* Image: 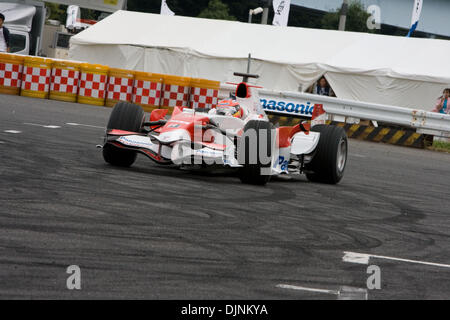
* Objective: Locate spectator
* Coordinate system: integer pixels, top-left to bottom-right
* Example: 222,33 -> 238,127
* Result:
307,76 -> 335,97
432,88 -> 450,114
0,13 -> 10,53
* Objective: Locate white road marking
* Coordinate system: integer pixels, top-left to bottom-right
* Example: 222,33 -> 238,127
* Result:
277,284 -> 338,295
343,251 -> 450,269
3,130 -> 21,134
24,123 -> 61,129
343,252 -> 370,264
276,284 -> 368,300
352,154 -> 367,158
66,123 -> 105,129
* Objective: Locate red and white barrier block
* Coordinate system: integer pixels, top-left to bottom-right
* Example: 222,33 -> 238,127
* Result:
106,69 -> 135,107
20,57 -> 53,99
132,71 -> 163,111
77,63 -> 109,106
190,87 -> 219,109
0,62 -> 23,95
161,75 -> 191,108
49,61 -> 80,102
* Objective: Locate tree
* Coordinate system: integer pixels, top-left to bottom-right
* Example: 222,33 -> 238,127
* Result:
321,0 -> 372,33
198,0 -> 236,21
45,2 -> 67,24
126,1 -> 267,23
127,0 -> 161,13
224,1 -> 261,22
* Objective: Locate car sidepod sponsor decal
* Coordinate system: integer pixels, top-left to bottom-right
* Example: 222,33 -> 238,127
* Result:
260,98 -> 315,117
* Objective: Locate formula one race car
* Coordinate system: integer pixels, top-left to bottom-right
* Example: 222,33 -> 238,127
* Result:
102,72 -> 348,185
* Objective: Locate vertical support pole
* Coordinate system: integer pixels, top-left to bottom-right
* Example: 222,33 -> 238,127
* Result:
261,0 -> 271,25
339,0 -> 349,31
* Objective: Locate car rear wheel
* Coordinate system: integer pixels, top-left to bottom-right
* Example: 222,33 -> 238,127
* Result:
103,102 -> 144,167
305,124 -> 348,184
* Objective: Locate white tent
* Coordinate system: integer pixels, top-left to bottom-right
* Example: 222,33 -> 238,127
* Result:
69,10 -> 450,111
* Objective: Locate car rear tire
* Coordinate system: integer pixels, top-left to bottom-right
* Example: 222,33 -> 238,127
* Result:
305,124 -> 348,184
103,102 -> 145,167
238,120 -> 274,186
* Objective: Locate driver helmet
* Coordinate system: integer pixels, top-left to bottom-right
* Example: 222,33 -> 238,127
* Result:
216,99 -> 243,118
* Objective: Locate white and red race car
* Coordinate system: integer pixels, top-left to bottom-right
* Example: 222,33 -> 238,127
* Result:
102,73 -> 348,185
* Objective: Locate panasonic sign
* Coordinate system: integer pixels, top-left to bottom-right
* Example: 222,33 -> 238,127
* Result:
260,95 -> 315,118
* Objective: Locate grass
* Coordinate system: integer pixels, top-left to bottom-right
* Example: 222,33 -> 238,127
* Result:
428,140 -> 450,153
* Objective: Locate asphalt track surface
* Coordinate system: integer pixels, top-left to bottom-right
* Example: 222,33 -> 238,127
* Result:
0,94 -> 449,300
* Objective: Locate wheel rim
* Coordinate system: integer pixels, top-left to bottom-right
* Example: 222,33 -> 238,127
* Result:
336,138 -> 347,172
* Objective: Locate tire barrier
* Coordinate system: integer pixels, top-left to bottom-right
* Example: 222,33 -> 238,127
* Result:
0,54 -> 221,114
106,68 -> 135,107
20,56 -> 53,99
190,78 -> 220,110
330,122 -> 433,149
268,114 -> 432,149
49,60 -> 81,103
268,114 -> 301,127
161,75 -> 191,112
78,63 -> 109,106
132,71 -> 163,112
0,53 -> 24,96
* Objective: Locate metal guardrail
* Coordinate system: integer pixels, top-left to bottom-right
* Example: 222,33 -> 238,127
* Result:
220,85 -> 450,135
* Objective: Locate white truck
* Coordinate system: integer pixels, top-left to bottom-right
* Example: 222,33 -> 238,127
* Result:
0,0 -> 46,55
0,0 -> 126,56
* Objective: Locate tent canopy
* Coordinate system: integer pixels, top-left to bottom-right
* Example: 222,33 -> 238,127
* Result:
70,10 -> 450,111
